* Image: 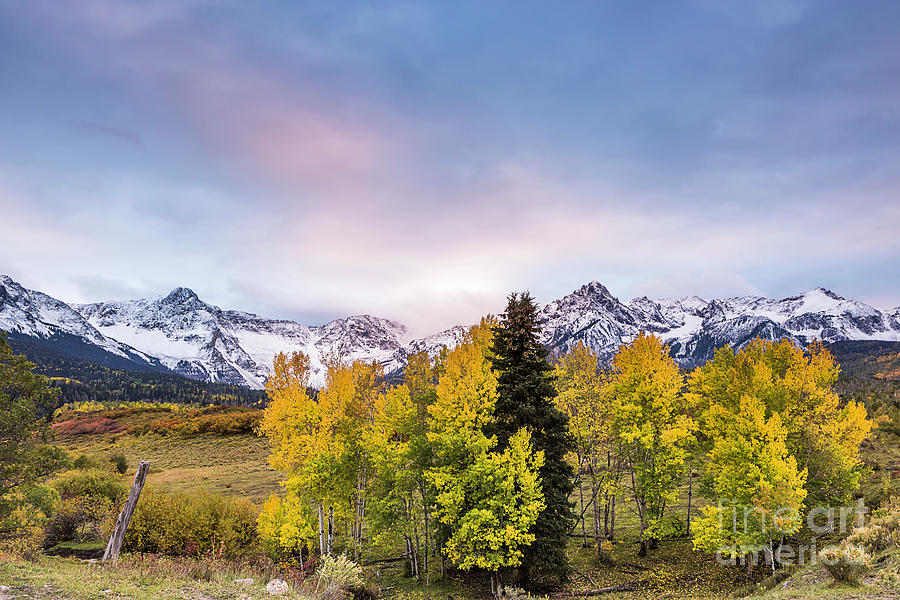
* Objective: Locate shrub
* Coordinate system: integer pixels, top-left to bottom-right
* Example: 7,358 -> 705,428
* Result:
129,407 -> 262,436
125,487 -> 259,557
0,485 -> 59,560
72,454 -> 101,470
46,470 -> 124,545
51,469 -> 128,503
819,544 -> 870,585
46,495 -> 117,544
499,586 -> 549,600
52,416 -> 124,437
109,453 -> 129,474
847,524 -> 895,554
316,554 -> 366,600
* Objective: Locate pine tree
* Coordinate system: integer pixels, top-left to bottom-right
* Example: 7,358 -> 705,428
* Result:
489,292 -> 574,584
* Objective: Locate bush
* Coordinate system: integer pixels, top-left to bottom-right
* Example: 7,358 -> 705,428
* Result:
109,453 -> 129,474
72,454 -> 100,470
47,469 -> 125,545
125,488 -> 259,557
316,554 -> 366,600
51,416 -> 124,436
500,586 -> 549,600
819,544 -> 870,585
0,485 -> 59,560
46,495 -> 116,544
847,524 -> 896,554
51,469 -> 128,503
129,407 -> 262,436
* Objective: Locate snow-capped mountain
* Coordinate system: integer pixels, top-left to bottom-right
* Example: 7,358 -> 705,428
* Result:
2,274 -> 899,389
0,275 -> 166,372
542,283 -> 900,365
75,288 -> 411,388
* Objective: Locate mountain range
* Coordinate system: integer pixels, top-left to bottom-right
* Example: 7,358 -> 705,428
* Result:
2,274 -> 899,389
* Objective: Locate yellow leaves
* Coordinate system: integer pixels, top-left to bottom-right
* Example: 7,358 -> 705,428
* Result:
260,352 -> 319,472
429,321 -> 498,446
434,428 -> 545,573
691,337 -> 874,507
553,341 -> 609,461
258,492 -> 316,557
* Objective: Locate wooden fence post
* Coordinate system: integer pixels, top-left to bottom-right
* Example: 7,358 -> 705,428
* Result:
102,460 -> 150,564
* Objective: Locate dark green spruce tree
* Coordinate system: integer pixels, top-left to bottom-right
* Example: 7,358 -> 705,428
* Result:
489,292 -> 575,586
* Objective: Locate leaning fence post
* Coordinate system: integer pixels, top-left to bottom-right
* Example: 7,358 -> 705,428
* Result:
102,460 -> 149,563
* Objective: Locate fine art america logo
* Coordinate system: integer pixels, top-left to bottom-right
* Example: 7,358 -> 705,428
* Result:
712,499 -> 869,568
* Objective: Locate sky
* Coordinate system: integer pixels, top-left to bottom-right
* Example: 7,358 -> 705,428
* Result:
1,0 -> 898,336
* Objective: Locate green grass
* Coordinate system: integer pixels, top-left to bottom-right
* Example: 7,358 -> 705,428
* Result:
0,555 -> 308,600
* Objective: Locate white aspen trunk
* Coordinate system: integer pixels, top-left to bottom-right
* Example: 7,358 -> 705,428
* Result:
686,462 -> 693,537
577,454 -> 587,546
327,505 -> 334,555
423,495 -> 430,586
318,503 -> 326,555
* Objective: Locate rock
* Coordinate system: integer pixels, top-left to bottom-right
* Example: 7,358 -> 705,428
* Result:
266,579 -> 289,595
234,578 -> 255,586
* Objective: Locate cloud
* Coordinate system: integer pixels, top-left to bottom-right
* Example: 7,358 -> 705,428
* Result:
68,275 -> 148,301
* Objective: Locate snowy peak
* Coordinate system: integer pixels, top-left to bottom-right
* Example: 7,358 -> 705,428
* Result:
164,287 -> 200,302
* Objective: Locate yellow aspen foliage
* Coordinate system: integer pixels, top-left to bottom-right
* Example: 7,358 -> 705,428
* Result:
258,492 -> 317,558
432,428 -> 545,594
692,394 -> 806,560
259,352 -> 317,472
259,351 -> 385,556
554,342 -> 622,545
687,338 -> 873,506
426,318 -> 544,590
428,317 -> 498,461
609,333 -> 695,547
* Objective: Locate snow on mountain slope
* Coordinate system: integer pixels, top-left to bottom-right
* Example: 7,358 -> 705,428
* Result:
76,288 -> 412,388
0,275 -> 165,371
549,284 -> 900,366
3,274 -> 899,389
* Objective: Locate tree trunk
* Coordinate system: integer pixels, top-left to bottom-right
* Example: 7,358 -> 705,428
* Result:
423,497 -> 430,586
578,460 -> 587,547
318,503 -> 326,555
609,495 -> 616,540
686,463 -> 693,537
491,571 -> 501,598
327,505 -> 334,555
